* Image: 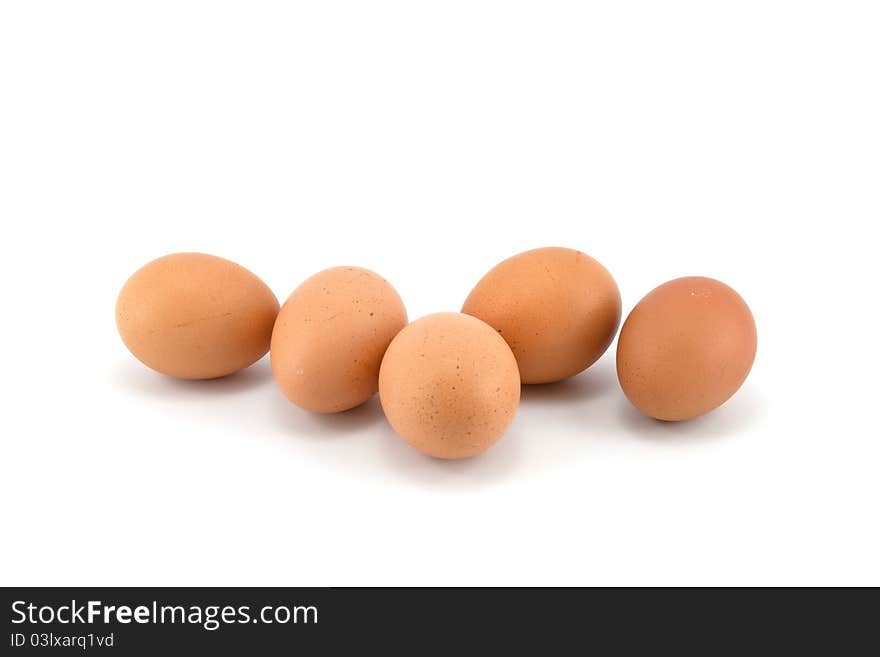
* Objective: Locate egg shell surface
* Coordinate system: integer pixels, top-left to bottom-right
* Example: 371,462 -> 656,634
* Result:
616,276 -> 757,421
379,312 -> 520,459
271,266 -> 407,413
462,246 -> 622,384
116,252 -> 280,379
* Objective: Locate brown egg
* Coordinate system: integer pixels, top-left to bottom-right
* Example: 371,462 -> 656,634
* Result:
271,267 -> 407,413
116,253 -> 280,379
379,313 -> 520,459
462,247 -> 621,384
616,277 -> 757,421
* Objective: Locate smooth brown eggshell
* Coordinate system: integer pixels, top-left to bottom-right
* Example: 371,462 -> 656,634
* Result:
271,267 -> 407,413
379,312 -> 520,459
616,276 -> 757,421
116,252 -> 280,379
462,247 -> 622,384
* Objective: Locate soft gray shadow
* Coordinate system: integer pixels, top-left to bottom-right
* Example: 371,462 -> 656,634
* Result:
519,363 -> 618,405
377,422 -> 522,488
272,386 -> 519,486
618,386 -> 765,442
112,357 -> 275,398
514,358 -> 625,442
272,391 -> 387,438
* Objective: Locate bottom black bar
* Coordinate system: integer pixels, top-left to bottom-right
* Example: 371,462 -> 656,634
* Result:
1,587 -> 876,654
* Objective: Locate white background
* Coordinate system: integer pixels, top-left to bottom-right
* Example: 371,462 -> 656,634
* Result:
2,1 -> 878,586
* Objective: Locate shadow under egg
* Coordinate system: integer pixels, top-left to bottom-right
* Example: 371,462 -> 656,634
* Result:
113,357 -> 275,399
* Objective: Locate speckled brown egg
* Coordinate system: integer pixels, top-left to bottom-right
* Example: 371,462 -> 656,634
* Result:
271,267 -> 407,413
462,247 -> 622,384
116,252 -> 280,379
616,276 -> 757,421
378,312 -> 520,459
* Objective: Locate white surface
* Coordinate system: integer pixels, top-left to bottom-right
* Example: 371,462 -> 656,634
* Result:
2,1 -> 878,586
